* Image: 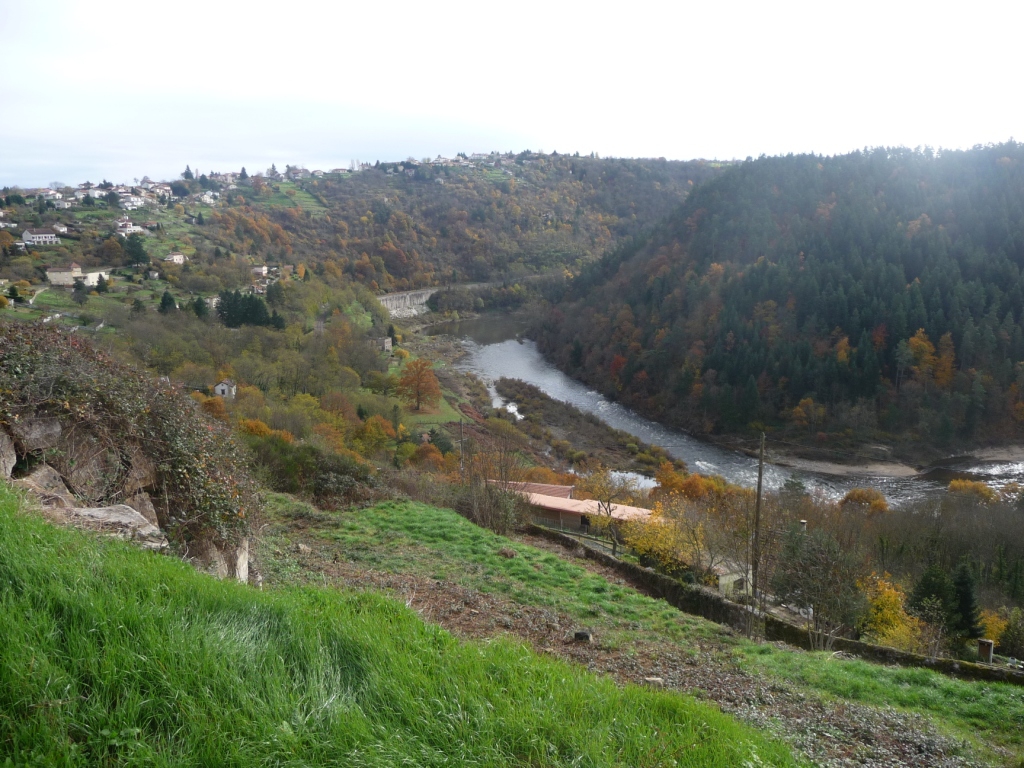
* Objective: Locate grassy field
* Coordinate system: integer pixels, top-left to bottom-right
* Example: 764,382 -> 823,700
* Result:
261,497 -> 1024,764
0,486 -> 797,766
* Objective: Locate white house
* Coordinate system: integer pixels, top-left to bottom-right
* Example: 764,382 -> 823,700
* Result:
115,218 -> 144,237
23,229 -> 61,246
51,223 -> 68,234
164,252 -> 186,265
53,200 -> 73,209
213,379 -> 237,399
251,265 -> 268,277
46,262 -> 110,287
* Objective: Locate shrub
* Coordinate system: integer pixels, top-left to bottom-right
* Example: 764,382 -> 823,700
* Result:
246,434 -> 377,509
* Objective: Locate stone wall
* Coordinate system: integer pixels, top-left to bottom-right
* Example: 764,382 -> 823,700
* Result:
528,524 -> 1024,687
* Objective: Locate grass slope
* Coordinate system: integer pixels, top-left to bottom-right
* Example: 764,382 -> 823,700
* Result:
0,488 -> 796,766
262,497 -> 1024,761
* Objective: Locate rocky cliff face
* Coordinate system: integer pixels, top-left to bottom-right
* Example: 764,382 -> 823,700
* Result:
0,323 -> 258,583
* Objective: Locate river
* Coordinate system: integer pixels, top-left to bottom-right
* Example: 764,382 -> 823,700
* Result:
426,315 -> 1024,506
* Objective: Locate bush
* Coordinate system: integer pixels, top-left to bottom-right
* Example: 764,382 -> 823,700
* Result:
246,434 -> 377,508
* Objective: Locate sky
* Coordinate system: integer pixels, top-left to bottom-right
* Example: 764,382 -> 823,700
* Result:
1,0 -> 1021,187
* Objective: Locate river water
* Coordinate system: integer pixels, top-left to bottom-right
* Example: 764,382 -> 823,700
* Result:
425,315 -> 1024,506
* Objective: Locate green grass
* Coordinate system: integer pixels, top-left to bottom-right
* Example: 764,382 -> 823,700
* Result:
0,487 -> 797,766
737,645 -> 1024,753
264,497 -> 1024,760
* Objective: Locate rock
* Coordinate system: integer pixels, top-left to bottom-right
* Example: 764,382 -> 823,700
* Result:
0,430 -> 16,479
643,677 -> 665,687
53,429 -> 118,503
123,448 -> 157,494
498,546 -> 518,558
190,537 -> 250,583
191,538 -> 230,579
573,630 -> 593,644
125,491 -> 159,527
61,505 -> 168,551
14,464 -> 77,508
234,538 -> 249,584
10,417 -> 61,452
297,543 -> 312,555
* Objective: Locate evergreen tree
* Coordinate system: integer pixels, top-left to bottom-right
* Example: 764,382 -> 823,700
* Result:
192,296 -> 209,319
158,290 -> 176,314
909,564 -> 955,627
96,275 -> 109,293
71,280 -> 88,307
240,167 -> 248,180
951,561 -> 983,640
131,298 -> 146,315
266,281 -> 285,306
183,165 -> 194,180
124,233 -> 148,265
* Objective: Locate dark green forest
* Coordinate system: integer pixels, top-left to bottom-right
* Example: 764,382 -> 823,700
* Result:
535,142 -> 1024,451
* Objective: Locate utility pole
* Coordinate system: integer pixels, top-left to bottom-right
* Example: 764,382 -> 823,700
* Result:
459,418 -> 465,475
752,432 -> 765,612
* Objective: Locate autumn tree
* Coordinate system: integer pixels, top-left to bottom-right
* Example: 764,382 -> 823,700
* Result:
576,461 -> 639,556
397,358 -> 441,411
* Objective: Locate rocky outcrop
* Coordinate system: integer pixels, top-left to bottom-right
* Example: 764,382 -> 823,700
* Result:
190,537 -> 249,582
55,505 -> 168,551
53,428 -> 120,504
9,417 -> 62,452
125,491 -> 159,527
14,464 -> 77,508
0,431 -> 15,479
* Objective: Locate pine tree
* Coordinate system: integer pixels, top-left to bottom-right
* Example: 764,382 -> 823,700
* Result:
951,561 -> 983,640
158,290 -> 176,314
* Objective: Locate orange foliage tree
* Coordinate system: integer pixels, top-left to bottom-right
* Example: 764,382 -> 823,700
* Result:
397,358 -> 442,411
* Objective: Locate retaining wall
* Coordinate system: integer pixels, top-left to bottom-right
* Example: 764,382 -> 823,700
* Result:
528,524 -> 1024,687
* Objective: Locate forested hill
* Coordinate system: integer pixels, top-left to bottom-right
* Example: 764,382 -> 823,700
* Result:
535,142 -> 1024,451
290,153 -> 722,286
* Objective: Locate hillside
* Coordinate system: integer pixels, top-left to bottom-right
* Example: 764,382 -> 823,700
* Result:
0,486 -> 797,766
0,154 -> 722,295
535,142 -> 1024,453
260,494 -> 1024,766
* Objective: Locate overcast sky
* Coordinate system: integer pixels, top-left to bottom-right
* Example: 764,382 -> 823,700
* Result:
2,0 -> 1021,187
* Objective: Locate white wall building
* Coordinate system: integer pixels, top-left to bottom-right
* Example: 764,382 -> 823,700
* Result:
23,229 -> 61,246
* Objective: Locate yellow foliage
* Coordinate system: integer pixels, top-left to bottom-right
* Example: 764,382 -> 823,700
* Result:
859,574 -> 927,653
238,418 -> 273,437
840,487 -> 889,514
980,609 -> 1008,644
948,479 -> 996,502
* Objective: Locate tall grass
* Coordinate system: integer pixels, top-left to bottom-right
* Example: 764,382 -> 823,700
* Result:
0,488 -> 796,766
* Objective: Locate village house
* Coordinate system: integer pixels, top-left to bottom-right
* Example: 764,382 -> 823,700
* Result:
51,223 -> 68,234
251,265 -> 268,277
147,270 -> 160,280
22,229 -> 61,246
163,252 -> 186,265
53,200 -> 73,209
115,217 -> 144,237
213,379 -> 237,399
369,337 -> 393,353
46,262 -> 110,287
